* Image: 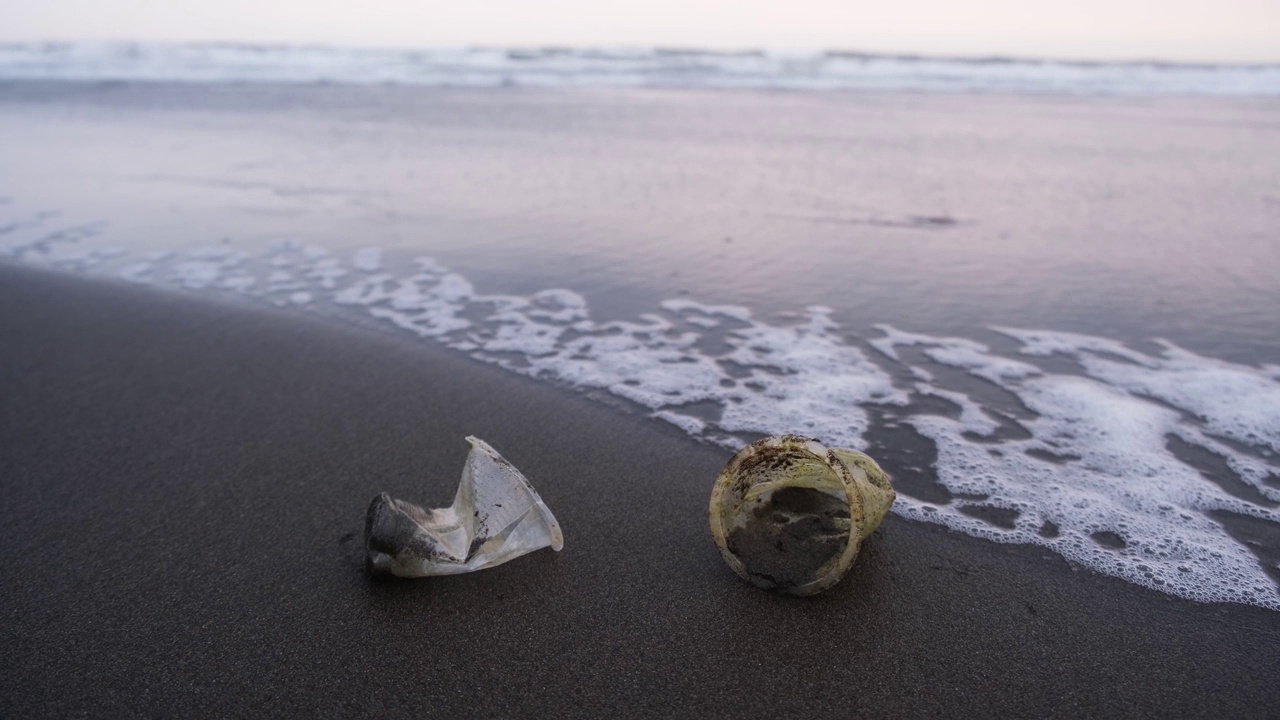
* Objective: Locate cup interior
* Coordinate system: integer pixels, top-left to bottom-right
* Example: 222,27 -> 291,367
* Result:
716,444 -> 854,592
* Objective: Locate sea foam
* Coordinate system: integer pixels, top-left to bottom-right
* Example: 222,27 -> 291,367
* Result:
3,210 -> 1279,609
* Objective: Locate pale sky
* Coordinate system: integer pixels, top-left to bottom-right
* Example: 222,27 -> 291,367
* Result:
1,0 -> 1278,63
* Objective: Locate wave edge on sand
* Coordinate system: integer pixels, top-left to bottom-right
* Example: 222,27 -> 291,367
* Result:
4,217 -> 1279,610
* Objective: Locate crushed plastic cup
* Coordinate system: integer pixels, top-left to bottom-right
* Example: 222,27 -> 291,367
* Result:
708,435 -> 895,596
365,436 -> 564,577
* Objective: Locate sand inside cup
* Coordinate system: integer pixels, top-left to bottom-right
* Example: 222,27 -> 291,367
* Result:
721,449 -> 853,589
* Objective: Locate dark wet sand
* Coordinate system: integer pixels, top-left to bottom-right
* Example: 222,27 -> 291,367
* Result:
3,264 -> 1279,718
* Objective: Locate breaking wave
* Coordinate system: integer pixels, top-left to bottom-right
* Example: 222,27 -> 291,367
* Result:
1,42 -> 1278,95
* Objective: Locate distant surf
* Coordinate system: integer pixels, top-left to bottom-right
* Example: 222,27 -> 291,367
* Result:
2,42 -> 1279,95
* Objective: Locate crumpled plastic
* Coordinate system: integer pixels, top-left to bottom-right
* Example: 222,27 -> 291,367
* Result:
365,436 -> 564,577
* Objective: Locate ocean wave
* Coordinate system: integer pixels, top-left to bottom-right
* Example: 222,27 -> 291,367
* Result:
1,41 -> 1278,95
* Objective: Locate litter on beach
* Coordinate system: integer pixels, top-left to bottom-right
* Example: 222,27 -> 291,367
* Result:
365,436 -> 563,577
709,435 -> 895,596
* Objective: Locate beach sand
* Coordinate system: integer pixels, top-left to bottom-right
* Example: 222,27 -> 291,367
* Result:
3,263 -> 1278,717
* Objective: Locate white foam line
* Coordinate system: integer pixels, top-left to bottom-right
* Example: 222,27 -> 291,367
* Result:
877,330 -> 1280,608
914,383 -> 1001,436
5,220 -> 1280,610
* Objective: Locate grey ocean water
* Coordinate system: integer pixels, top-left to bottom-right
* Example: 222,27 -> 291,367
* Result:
1,44 -> 1279,608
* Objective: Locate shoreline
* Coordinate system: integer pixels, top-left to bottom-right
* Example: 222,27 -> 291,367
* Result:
3,264 -> 1278,717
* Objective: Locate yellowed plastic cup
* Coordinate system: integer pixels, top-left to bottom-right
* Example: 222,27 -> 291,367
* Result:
709,435 -> 894,596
